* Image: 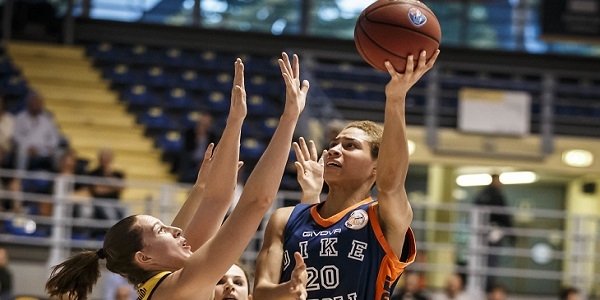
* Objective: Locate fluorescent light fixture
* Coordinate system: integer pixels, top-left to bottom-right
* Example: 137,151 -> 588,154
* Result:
456,174 -> 492,187
456,171 -> 537,186
499,171 -> 537,184
562,149 -> 593,167
407,139 -> 416,156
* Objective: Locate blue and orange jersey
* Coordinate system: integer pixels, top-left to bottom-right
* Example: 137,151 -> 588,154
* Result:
280,197 -> 416,300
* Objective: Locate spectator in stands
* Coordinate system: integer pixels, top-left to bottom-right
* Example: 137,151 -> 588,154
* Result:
0,176 -> 23,213
473,173 -> 514,289
179,111 -> 220,183
392,271 -> 429,300
0,96 -> 15,169
431,273 -> 469,300
104,273 -> 135,300
13,91 -> 61,171
486,284 -> 507,300
87,148 -> 126,222
0,247 -> 13,300
559,286 -> 580,300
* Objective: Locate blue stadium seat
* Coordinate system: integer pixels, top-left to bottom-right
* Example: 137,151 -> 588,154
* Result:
261,117 -> 278,137
162,47 -> 186,67
165,88 -> 196,109
240,137 -> 266,160
213,72 -> 233,92
123,84 -> 159,107
87,42 -> 121,62
206,91 -> 229,113
144,66 -> 169,87
179,70 -> 208,91
157,130 -> 184,153
104,64 -> 137,84
247,75 -> 269,94
0,56 -> 19,76
247,95 -> 270,116
129,45 -> 157,64
139,107 -> 177,130
180,111 -> 200,128
1,75 -> 28,97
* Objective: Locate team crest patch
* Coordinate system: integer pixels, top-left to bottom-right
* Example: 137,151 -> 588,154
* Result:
408,7 -> 427,27
345,209 -> 369,230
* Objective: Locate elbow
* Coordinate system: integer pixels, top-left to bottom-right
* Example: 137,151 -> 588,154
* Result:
247,194 -> 274,212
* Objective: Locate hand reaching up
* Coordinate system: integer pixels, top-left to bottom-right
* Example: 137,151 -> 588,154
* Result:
293,137 -> 325,204
279,52 -> 309,118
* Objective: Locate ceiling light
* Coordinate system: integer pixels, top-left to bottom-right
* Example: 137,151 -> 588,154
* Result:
407,139 -> 416,156
562,149 -> 593,167
499,171 -> 537,184
456,174 -> 492,187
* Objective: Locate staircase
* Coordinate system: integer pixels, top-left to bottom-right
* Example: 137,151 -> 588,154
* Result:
6,41 -> 177,202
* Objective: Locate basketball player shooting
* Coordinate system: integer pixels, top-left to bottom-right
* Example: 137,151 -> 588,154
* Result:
253,50 -> 439,300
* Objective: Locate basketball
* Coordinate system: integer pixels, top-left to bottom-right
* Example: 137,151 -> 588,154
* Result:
354,0 -> 441,73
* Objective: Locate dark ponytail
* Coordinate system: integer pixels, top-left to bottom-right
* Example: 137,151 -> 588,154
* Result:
45,250 -> 102,300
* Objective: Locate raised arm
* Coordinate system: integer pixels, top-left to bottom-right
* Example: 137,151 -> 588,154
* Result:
170,142 -> 214,230
293,137 -> 325,204
376,50 -> 439,257
173,58 -> 247,251
162,53 -> 309,299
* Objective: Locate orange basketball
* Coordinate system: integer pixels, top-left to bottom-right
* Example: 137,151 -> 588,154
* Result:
354,0 -> 441,73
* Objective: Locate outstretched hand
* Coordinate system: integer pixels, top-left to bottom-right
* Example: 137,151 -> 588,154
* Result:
194,143 -> 215,186
293,137 -> 325,204
279,52 -> 309,118
288,252 -> 308,300
384,49 -> 440,101
230,58 -> 247,120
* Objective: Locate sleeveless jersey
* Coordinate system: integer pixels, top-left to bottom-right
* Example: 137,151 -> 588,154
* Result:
136,271 -> 172,300
280,198 -> 416,300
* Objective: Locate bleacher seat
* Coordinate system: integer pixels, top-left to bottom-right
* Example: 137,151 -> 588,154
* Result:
240,137 -> 265,160
157,130 -> 184,153
179,70 -> 207,91
206,91 -> 229,113
2,75 -> 29,97
144,66 -> 170,87
123,84 -> 160,107
87,42 -> 121,62
104,64 -> 137,84
138,107 -> 178,131
165,88 -> 189,108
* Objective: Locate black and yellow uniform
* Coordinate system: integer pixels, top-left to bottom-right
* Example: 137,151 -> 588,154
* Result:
136,271 -> 172,300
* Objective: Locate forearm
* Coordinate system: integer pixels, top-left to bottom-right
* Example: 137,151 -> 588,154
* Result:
184,117 -> 243,248
377,98 -> 409,192
241,115 -> 298,205
171,184 -> 204,230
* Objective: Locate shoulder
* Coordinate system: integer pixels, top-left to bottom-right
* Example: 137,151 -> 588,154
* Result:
270,206 -> 295,224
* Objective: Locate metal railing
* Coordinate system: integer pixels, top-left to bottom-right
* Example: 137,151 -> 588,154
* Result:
1,168 -> 599,297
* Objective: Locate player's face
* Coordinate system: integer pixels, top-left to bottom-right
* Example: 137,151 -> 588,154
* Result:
213,264 -> 250,300
324,127 -> 376,186
136,215 -> 192,271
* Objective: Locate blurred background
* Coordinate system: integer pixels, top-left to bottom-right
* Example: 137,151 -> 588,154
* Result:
0,0 -> 599,299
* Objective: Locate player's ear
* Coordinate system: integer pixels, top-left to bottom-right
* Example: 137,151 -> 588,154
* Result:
134,251 -> 152,265
371,162 -> 377,176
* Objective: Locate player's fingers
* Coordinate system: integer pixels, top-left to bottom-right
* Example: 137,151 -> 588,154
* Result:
405,54 -> 415,75
384,61 -> 396,77
293,142 -> 306,164
308,140 -> 318,161
298,137 -> 311,161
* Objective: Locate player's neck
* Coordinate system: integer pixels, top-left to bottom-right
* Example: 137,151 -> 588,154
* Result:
322,187 -> 372,217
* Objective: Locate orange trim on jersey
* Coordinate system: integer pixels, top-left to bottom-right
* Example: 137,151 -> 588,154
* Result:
369,203 -> 417,300
310,197 -> 373,227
